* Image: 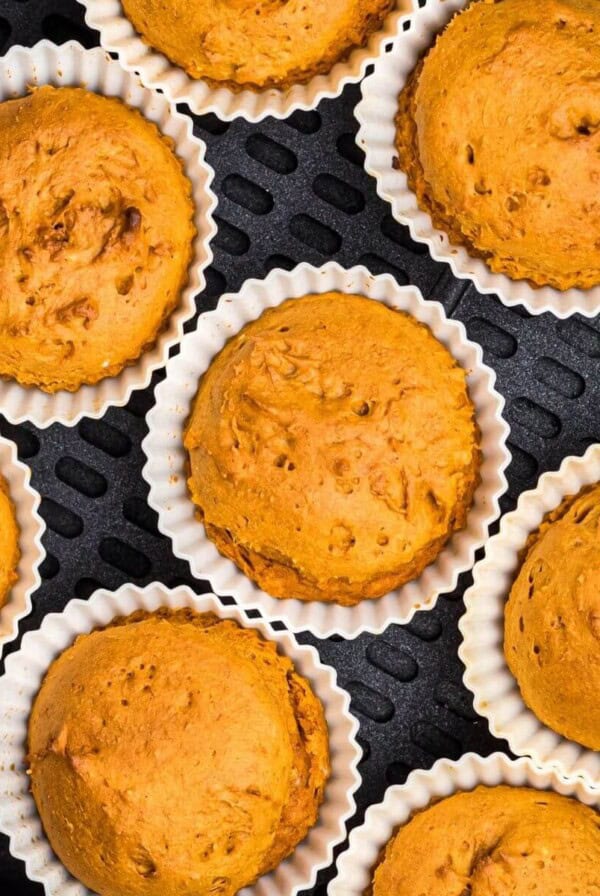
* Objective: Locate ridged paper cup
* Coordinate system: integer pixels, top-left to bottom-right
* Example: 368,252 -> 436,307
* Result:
142,261 -> 509,638
0,582 -> 361,896
460,444 -> 600,785
329,751 -> 600,896
0,435 -> 45,652
0,41 -> 217,428
79,0 -> 413,121
355,0 -> 600,319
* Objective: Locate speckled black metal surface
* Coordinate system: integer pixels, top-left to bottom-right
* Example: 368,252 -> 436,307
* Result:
1,2 -> 599,893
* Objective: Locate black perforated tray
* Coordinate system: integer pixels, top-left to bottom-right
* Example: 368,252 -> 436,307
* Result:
2,2 -> 600,894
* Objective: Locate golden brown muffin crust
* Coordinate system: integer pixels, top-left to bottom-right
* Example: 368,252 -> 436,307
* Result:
0,473 -> 19,609
505,483 -> 600,750
185,292 -> 480,605
28,609 -> 329,896
396,0 -> 600,291
0,85 -> 195,392
372,786 -> 600,895
122,0 -> 397,90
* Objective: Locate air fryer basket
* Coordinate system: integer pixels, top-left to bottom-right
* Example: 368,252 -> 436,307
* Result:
1,2 -> 598,892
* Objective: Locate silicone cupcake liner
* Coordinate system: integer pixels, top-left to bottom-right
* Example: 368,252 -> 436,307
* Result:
329,751 -> 600,896
78,0 -> 413,122
0,582 -> 361,896
142,261 -> 509,639
0,436 -> 45,652
459,444 -> 600,784
0,41 -> 217,428
354,0 -> 600,319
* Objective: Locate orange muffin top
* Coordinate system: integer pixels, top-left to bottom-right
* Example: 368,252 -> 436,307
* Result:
0,473 -> 19,610
373,786 -> 600,895
0,85 -> 195,392
122,0 -> 397,90
505,483 -> 600,750
28,609 -> 329,896
396,0 -> 600,290
185,292 -> 480,605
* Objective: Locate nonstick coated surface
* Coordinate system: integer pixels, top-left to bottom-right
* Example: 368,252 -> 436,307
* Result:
2,2 -> 598,893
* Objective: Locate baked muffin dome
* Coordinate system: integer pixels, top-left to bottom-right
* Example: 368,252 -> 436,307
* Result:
372,785 -> 600,894
505,484 -> 600,750
0,85 -> 195,392
0,474 -> 19,608
396,0 -> 600,291
28,609 -> 329,896
121,0 -> 395,90
184,292 -> 480,605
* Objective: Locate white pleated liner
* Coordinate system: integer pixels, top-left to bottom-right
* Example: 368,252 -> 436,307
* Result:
329,752 -> 600,896
0,583 -> 361,896
0,436 -> 45,652
355,0 -> 600,319
459,444 -> 600,785
0,41 -> 217,428
142,261 -> 509,639
78,0 -> 413,121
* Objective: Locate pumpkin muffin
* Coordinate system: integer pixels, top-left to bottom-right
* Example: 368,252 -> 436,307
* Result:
184,292 -> 480,605
0,474 -> 19,609
372,786 -> 600,894
505,483 -> 600,750
28,609 -> 329,896
396,0 -> 600,291
0,85 -> 195,392
121,0 -> 397,90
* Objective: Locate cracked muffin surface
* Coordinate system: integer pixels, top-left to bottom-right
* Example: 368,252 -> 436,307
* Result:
184,292 -> 480,605
396,0 -> 600,291
0,473 -> 19,609
0,85 -> 195,392
122,0 -> 396,91
505,483 -> 600,750
372,786 -> 600,895
27,609 -> 329,896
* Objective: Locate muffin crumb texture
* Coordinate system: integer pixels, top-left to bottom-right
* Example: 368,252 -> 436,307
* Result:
185,292 -> 480,605
505,483 -> 600,750
27,609 -> 330,896
122,0 -> 396,90
0,85 -> 195,392
0,473 -> 19,609
373,786 -> 600,894
396,0 -> 600,290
